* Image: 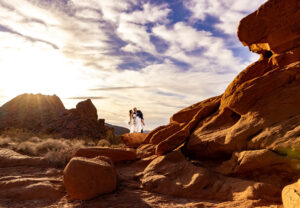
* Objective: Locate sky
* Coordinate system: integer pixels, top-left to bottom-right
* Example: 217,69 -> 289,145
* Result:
0,0 -> 267,130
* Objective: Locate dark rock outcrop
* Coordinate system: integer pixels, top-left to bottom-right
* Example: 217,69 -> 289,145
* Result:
0,94 -> 106,139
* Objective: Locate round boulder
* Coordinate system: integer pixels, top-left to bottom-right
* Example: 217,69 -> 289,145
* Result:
63,156 -> 117,200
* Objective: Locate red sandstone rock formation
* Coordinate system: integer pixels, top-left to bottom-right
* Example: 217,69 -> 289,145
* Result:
0,94 -> 106,139
130,0 -> 300,205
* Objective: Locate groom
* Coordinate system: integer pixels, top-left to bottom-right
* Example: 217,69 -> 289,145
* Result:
133,107 -> 145,132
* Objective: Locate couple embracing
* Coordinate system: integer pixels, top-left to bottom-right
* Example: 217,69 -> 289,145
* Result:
128,107 -> 145,133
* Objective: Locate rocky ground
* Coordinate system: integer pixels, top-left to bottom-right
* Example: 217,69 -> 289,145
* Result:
0,148 -> 283,208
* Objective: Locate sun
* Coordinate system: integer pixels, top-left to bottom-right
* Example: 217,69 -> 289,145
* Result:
0,45 -> 83,99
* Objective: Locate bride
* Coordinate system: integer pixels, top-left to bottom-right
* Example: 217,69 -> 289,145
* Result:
128,110 -> 135,133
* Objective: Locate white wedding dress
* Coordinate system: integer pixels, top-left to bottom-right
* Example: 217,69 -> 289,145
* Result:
134,114 -> 143,133
129,115 -> 135,133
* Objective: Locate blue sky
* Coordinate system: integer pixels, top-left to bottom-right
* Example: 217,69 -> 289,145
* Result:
0,0 -> 267,129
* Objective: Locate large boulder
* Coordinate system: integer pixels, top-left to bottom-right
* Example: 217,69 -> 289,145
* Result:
74,147 -> 137,163
0,94 -> 107,139
238,0 -> 300,55
121,133 -> 148,148
63,156 -> 117,200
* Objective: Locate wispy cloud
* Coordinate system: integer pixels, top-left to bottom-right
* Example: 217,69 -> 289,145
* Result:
89,86 -> 153,91
0,24 -> 59,49
67,96 -> 107,100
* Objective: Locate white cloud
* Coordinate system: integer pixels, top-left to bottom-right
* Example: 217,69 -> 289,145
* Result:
152,22 -> 242,73
117,21 -> 156,54
69,0 -> 137,23
184,0 -> 268,35
75,8 -> 102,20
117,3 -> 170,54
120,3 -> 170,24
153,22 -> 212,51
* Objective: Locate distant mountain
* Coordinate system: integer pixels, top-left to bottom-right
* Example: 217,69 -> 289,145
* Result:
105,123 -> 130,135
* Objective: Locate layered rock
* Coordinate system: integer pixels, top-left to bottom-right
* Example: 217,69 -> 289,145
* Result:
142,151 -> 281,202
0,94 -> 106,139
74,147 -> 137,163
0,148 -> 49,167
0,149 -> 64,200
136,144 -> 155,159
